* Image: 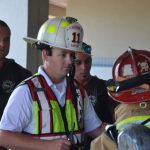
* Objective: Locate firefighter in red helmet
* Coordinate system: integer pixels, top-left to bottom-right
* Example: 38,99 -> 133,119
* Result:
90,47 -> 150,150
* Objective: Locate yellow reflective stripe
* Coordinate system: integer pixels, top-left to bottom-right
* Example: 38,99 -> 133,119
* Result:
66,100 -> 78,131
33,101 -> 40,134
47,25 -> 56,33
116,115 -> 150,128
146,125 -> 150,128
61,21 -> 69,27
32,76 -> 84,136
50,101 -> 65,132
34,73 -> 39,76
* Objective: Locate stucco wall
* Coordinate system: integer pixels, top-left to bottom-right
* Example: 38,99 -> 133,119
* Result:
0,0 -> 48,73
67,0 -> 150,58
0,0 -> 28,67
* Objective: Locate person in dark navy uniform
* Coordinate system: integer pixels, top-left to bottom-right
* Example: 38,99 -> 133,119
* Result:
0,20 -> 32,150
74,42 -> 117,150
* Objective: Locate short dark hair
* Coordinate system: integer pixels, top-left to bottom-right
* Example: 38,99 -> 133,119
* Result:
0,20 -> 11,33
36,43 -> 52,56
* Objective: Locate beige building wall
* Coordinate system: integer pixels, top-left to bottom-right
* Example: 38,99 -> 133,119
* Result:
67,0 -> 150,58
49,4 -> 66,17
0,0 -> 49,73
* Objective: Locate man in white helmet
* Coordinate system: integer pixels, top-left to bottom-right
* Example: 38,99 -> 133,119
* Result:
0,19 -> 32,150
0,17 -> 106,150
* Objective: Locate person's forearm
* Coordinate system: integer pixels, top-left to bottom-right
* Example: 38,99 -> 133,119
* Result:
0,130 -> 46,150
87,122 -> 107,139
0,130 -> 71,150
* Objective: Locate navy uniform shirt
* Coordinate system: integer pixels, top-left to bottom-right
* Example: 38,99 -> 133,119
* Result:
83,76 -> 118,150
0,58 -> 32,119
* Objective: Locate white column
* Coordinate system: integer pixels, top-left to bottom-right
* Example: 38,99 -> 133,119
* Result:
0,0 -> 49,73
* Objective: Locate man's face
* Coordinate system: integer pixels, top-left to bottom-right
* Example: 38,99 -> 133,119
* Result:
43,48 -> 74,80
0,26 -> 10,59
74,52 -> 92,82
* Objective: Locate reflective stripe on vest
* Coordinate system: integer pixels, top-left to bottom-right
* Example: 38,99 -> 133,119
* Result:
26,74 -> 85,145
116,115 -> 150,131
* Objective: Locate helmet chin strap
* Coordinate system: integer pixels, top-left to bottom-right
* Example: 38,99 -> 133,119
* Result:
68,52 -> 76,79
69,64 -> 75,80
68,54 -> 78,109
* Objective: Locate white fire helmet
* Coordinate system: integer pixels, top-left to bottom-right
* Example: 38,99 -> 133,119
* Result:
24,16 -> 84,52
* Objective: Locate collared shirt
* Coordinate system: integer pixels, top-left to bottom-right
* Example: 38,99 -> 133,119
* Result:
0,66 -> 101,133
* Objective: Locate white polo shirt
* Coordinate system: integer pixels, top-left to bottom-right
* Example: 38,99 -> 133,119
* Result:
0,66 -> 101,133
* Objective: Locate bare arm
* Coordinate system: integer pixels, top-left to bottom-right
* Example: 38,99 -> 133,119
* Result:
0,130 -> 71,150
86,122 -> 107,139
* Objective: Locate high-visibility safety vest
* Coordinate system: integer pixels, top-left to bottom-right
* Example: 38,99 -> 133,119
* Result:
24,74 -> 86,148
116,115 -> 150,132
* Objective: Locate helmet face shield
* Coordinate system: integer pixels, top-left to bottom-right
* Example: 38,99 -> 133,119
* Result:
24,16 -> 84,52
109,87 -> 150,103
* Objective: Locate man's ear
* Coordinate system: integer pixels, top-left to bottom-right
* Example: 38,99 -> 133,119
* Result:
41,49 -> 48,61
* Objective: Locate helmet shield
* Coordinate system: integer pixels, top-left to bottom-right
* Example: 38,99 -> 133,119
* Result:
65,22 -> 83,51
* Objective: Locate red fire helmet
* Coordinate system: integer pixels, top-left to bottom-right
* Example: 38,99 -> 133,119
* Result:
109,47 -> 150,103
